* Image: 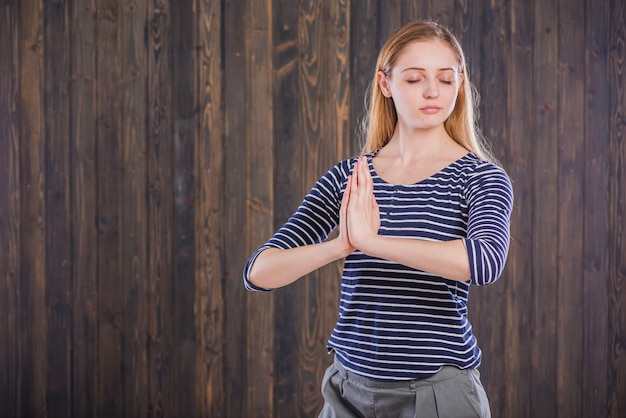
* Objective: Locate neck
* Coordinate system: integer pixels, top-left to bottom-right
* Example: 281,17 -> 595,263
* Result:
386,125 -> 453,160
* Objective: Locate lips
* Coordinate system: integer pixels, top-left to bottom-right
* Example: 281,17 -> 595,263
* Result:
419,106 -> 442,114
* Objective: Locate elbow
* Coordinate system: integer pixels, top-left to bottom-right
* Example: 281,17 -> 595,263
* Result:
243,249 -> 274,292
466,239 -> 509,286
472,260 -> 505,286
244,269 -> 273,292
246,267 -> 267,291
244,271 -> 261,291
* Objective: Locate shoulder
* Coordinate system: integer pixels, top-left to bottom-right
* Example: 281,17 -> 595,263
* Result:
308,156 -> 360,198
323,155 -> 361,180
458,154 -> 513,200
455,153 -> 510,181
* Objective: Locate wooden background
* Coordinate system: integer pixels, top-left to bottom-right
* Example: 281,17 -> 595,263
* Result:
1,0 -> 625,417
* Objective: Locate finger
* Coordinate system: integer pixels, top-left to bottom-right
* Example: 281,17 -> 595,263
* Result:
341,175 -> 352,212
352,158 -> 360,187
358,157 -> 372,204
360,156 -> 373,193
372,197 -> 380,216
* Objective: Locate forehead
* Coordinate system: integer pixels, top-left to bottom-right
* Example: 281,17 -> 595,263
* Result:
393,40 -> 459,72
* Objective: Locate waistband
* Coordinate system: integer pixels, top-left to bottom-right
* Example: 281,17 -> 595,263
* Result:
333,355 -> 468,390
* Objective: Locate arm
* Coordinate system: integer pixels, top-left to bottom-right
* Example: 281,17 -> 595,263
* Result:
247,175 -> 355,289
355,235 -> 471,282
247,239 -> 352,289
244,160 -> 356,290
346,157 -> 470,282
346,156 -> 512,284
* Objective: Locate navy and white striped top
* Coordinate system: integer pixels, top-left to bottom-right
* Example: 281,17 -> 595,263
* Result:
243,151 -> 513,381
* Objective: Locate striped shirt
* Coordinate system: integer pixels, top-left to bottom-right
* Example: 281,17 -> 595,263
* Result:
243,151 -> 513,380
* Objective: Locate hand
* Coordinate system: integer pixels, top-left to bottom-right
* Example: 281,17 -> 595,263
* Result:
336,173 -> 357,256
346,156 -> 380,251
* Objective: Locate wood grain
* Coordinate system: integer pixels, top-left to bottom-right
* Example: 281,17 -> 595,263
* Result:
222,0 -> 249,416
470,0 -> 508,415
95,0 -> 124,415
557,0 -> 586,416
272,0 -> 302,416
505,0 -> 533,415
0,1 -> 20,414
431,0 -> 455,27
43,0 -> 72,414
120,0 -> 150,415
608,1 -> 626,417
17,0 -> 47,416
245,0 -> 275,416
349,0 -> 377,156
196,0 -> 225,416
583,0 -> 611,416
171,0 -> 199,416
69,0 -> 97,416
531,1 -> 559,416
296,1 -> 350,415
4,1 -> 626,417
147,0 -> 175,416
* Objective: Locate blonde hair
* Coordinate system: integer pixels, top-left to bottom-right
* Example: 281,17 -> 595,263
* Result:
359,20 -> 498,165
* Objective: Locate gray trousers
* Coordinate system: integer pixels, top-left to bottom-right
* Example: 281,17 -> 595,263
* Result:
319,356 -> 491,418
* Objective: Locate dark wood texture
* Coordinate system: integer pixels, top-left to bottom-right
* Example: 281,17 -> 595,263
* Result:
1,0 -> 625,417
0,0 -> 19,414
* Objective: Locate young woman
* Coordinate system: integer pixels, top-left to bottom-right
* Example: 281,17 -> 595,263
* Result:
243,20 -> 513,418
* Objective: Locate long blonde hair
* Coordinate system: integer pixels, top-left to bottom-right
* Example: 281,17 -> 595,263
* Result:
359,20 -> 498,165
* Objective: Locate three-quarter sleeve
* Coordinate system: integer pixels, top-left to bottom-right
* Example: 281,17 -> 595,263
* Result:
243,160 -> 351,291
462,164 -> 513,286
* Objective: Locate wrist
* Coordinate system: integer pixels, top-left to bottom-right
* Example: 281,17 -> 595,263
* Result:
353,233 -> 382,257
328,236 -> 355,260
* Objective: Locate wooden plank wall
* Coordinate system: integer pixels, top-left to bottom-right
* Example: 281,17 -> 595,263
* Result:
0,0 -> 625,417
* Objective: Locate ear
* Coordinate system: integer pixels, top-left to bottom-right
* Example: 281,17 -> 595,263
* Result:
377,71 -> 392,98
458,71 -> 465,85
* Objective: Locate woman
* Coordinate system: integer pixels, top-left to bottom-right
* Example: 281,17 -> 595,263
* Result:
243,20 -> 513,418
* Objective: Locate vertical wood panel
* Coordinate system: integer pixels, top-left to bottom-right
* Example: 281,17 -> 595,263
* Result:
147,0 -> 175,416
349,0 -> 377,154
378,0 -> 402,43
196,0 -> 224,415
297,1 -> 326,415
222,0 -> 248,415
295,1 -> 348,415
170,0 -> 198,415
69,0 -> 97,416
471,1 -> 508,415
455,0 -> 483,89
328,0 -> 350,161
272,0 -> 302,415
43,0 -> 72,414
0,1 -> 20,414
557,0 -> 586,416
505,0 -> 533,415
120,0 -> 149,415
245,0 -> 275,416
324,8 -> 350,406
95,0 -> 124,415
18,0 -> 47,415
583,0 -> 610,416
310,1 -> 349,415
531,1 -> 559,416
608,0 -> 626,416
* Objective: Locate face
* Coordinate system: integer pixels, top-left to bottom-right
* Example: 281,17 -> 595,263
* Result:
378,40 -> 463,131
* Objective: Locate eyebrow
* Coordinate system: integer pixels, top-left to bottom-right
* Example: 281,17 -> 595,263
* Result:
401,67 -> 457,73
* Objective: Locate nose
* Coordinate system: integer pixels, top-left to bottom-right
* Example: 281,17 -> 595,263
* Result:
423,79 -> 439,99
